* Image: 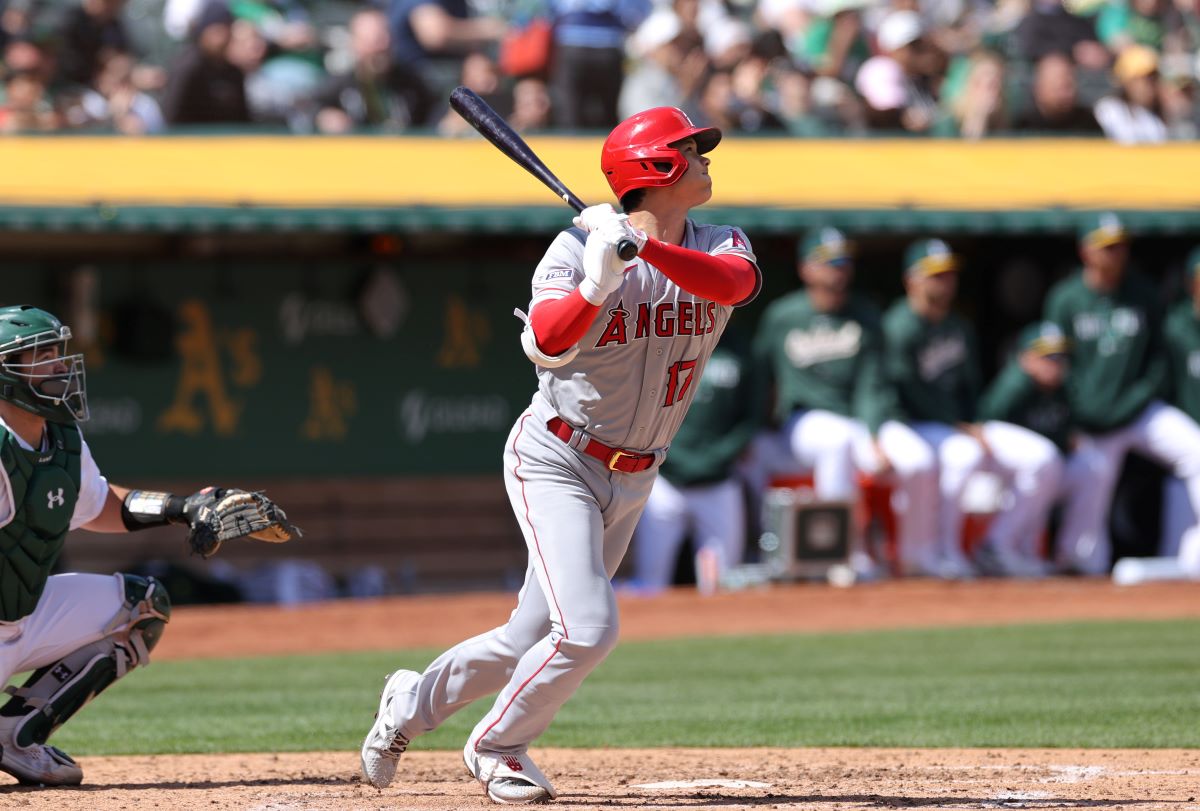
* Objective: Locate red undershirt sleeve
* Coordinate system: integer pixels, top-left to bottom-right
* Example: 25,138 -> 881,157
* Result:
528,290 -> 600,357
637,238 -> 760,306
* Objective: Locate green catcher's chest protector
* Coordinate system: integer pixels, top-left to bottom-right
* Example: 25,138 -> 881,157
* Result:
0,422 -> 81,621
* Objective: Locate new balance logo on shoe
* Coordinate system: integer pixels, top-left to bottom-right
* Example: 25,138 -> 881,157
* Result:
503,756 -> 524,772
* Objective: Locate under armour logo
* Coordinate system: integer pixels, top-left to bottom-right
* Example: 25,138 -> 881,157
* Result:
502,756 -> 524,772
50,663 -> 72,682
46,488 -> 64,509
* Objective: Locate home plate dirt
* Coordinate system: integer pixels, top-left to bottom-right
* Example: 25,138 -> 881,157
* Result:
3,580 -> 1197,809
6,748 -> 1197,810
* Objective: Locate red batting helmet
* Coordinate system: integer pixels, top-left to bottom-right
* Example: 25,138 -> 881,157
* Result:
601,107 -> 722,199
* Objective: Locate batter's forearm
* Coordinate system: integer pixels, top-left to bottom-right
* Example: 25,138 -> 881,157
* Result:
637,240 -> 758,305
529,290 -> 602,357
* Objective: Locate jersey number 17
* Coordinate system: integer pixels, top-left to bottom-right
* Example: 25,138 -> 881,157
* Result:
663,359 -> 697,407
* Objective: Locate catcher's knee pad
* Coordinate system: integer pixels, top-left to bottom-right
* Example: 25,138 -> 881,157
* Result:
0,574 -> 170,747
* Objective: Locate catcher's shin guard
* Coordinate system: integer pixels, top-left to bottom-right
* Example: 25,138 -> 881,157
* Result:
0,574 -> 170,747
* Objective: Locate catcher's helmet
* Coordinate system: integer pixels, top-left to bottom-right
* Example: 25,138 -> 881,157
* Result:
0,305 -> 88,423
601,107 -> 722,199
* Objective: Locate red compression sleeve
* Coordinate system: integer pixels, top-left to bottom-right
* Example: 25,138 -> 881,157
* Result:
528,289 -> 601,357
637,239 -> 759,305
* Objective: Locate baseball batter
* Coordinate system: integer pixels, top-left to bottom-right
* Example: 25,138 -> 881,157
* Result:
1046,215 -> 1200,574
0,305 -> 296,787
747,228 -> 939,577
360,106 -> 759,804
883,240 -> 1063,578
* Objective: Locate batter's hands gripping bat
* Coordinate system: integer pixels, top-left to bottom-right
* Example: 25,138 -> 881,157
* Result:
449,86 -> 640,261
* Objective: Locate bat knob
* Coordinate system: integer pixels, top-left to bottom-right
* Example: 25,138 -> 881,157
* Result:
617,238 -> 639,261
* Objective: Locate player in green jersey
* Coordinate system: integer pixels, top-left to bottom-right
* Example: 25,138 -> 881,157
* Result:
1044,214 -> 1200,575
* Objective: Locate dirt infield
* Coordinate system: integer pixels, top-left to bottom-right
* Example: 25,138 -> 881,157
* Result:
12,579 -> 1200,809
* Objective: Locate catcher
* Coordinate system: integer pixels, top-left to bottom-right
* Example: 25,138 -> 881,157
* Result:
0,304 -> 299,787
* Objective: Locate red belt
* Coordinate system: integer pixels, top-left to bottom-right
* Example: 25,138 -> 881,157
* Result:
547,417 -> 656,473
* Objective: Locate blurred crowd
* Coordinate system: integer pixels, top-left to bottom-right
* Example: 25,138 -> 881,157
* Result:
627,216 -> 1200,592
0,0 -> 1198,139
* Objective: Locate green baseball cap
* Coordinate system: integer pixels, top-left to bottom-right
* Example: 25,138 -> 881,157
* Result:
1186,246 -> 1200,278
904,238 -> 958,277
800,227 -> 853,265
1078,212 -> 1128,249
1019,321 -> 1069,357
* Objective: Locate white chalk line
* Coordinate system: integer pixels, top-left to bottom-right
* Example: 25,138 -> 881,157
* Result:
632,778 -> 773,790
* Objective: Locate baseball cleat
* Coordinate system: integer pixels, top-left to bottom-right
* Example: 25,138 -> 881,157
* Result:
360,669 -> 419,789
464,742 -> 557,804
0,740 -> 83,786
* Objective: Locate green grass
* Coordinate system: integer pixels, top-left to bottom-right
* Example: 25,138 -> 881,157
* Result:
48,618 -> 1200,756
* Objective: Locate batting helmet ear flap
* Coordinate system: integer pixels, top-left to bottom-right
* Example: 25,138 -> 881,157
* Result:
601,107 -> 722,199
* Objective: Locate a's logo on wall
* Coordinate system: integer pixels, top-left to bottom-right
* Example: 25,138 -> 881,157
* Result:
302,367 -> 358,440
438,295 -> 490,368
46,488 -> 64,509
157,301 -> 261,436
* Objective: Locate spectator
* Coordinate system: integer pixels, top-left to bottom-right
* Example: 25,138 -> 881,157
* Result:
160,2 -> 250,126
1097,0 -> 1177,53
314,8 -> 431,133
1094,43 -> 1168,142
1159,64 -> 1196,138
882,239 -> 1063,578
228,0 -> 317,54
1044,213 -> 1200,574
1012,0 -> 1111,70
631,331 -> 757,595
4,38 -> 53,87
703,17 -> 752,71
618,9 -> 705,120
228,17 -> 324,128
768,0 -> 872,82
854,9 -> 944,132
509,76 -> 553,132
55,0 -> 132,87
0,68 -> 58,131
696,68 -> 737,130
775,65 -> 826,134
437,51 -> 506,136
747,228 -> 938,579
977,322 -> 1074,576
387,0 -> 507,124
70,50 -> 165,133
710,44 -> 789,132
1012,51 -> 1103,133
549,0 -> 652,129
936,48 -> 1009,138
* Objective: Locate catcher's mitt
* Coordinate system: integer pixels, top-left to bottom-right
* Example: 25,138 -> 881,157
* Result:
184,487 -> 301,559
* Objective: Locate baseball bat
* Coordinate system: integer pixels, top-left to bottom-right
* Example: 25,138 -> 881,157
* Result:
449,86 -> 639,261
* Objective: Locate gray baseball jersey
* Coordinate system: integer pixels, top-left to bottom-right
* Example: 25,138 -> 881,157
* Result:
529,220 -> 758,452
380,218 -> 759,759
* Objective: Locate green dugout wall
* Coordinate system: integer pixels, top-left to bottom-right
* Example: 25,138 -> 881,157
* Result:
4,136 -> 1200,482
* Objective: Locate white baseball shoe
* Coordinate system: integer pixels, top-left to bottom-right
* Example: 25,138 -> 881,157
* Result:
0,740 -> 83,786
463,742 -> 558,804
360,669 -> 419,789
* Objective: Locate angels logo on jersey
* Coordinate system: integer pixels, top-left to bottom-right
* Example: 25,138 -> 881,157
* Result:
595,300 -> 718,348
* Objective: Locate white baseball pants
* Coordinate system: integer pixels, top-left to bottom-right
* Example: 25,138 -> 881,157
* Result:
632,475 -> 745,592
1058,400 -> 1200,574
910,421 -> 1063,567
741,411 -> 940,571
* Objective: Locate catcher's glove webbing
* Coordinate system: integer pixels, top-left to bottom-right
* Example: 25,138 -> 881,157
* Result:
185,487 -> 301,559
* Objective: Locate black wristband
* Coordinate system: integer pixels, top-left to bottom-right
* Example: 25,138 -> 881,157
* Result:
121,490 -> 188,532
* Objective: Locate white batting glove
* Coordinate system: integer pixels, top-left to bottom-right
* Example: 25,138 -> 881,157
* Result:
572,203 -> 617,233
579,221 -> 634,305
